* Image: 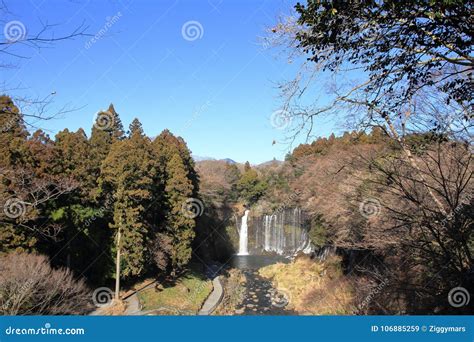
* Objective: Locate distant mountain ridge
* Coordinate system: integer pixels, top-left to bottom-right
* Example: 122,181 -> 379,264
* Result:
192,155 -> 237,164
192,155 -> 216,162
193,155 -> 281,167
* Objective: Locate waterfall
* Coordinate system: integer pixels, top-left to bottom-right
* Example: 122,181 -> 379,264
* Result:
238,210 -> 250,255
254,208 -> 312,256
314,245 -> 336,261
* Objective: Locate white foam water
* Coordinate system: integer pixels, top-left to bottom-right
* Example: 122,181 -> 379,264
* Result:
238,209 -> 250,255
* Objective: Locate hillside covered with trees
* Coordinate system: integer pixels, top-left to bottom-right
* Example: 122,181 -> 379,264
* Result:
0,96 -> 202,314
0,0 -> 472,318
197,127 -> 473,314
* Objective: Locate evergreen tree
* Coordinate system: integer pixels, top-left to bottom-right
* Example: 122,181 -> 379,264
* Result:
107,104 -> 125,141
55,128 -> 92,195
152,129 -> 199,195
89,103 -> 125,188
100,120 -> 155,282
0,96 -> 32,252
0,95 -> 28,167
151,129 -> 201,274
164,154 -> 195,274
224,163 -> 241,202
128,118 -> 144,138
0,98 -> 202,287
237,165 -> 267,205
50,128 -> 112,281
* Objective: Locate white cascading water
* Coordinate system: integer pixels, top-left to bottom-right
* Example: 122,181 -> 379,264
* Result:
255,208 -> 313,256
238,210 -> 250,255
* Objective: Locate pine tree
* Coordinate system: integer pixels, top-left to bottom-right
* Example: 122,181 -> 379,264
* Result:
89,104 -> 125,184
237,164 -> 267,205
152,129 -> 199,194
51,128 -> 112,280
55,128 -> 92,195
151,129 -> 199,225
224,163 -> 241,202
164,154 -> 195,274
0,95 -> 28,167
107,104 -> 125,140
128,118 -> 144,138
100,119 -> 156,295
151,129 -> 200,274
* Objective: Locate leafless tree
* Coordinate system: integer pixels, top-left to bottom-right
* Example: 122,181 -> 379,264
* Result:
265,8 -> 472,233
264,10 -> 472,145
0,253 -> 92,315
0,166 -> 78,239
1,0 -> 90,128
352,141 -> 473,313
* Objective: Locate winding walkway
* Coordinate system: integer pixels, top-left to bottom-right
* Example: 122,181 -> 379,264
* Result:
198,276 -> 224,315
92,263 -> 224,316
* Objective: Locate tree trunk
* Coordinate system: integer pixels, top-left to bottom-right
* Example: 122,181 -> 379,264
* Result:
383,116 -> 447,216
115,228 -> 121,301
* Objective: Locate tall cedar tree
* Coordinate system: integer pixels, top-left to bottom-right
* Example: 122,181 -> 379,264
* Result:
89,103 -> 125,194
48,128 -> 112,281
152,130 -> 199,274
100,118 -> 156,278
164,154 -> 195,274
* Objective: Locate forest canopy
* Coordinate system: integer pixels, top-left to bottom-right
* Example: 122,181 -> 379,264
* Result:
0,97 -> 200,297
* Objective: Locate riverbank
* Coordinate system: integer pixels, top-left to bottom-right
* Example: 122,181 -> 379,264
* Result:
259,256 -> 354,315
214,255 -> 294,315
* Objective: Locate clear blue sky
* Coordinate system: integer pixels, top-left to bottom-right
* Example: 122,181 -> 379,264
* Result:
3,0 -> 337,164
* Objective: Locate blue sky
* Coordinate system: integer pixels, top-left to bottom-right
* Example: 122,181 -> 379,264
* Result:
2,0 -> 337,164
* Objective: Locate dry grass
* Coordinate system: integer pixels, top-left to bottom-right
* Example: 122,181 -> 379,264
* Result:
259,256 -> 354,315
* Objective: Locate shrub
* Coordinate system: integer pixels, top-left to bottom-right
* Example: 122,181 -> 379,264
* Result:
0,253 -> 92,315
